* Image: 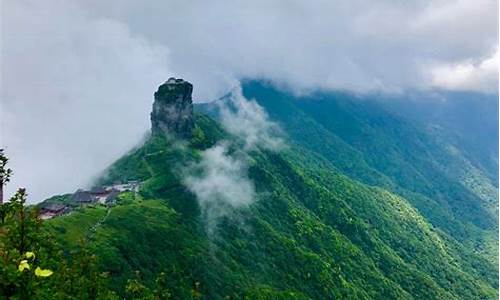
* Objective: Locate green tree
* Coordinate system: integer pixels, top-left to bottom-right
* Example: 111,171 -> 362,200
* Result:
0,149 -> 13,205
0,149 -> 55,298
0,150 -> 116,299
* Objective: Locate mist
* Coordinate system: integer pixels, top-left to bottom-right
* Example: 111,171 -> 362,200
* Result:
183,89 -> 282,233
218,87 -> 284,151
1,0 -> 497,202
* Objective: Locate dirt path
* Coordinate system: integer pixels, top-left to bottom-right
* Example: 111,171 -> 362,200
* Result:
87,206 -> 112,240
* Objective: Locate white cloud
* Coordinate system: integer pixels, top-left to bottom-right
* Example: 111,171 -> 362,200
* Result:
1,0 -> 497,202
77,0 -> 497,96
429,50 -> 499,93
1,0 -> 169,202
183,143 -> 254,233
218,86 -> 284,151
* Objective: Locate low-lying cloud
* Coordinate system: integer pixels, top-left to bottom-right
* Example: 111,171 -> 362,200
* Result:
183,144 -> 254,233
218,87 -> 284,151
183,90 -> 282,233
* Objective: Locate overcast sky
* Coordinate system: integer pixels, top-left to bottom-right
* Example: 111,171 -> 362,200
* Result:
1,0 -> 498,202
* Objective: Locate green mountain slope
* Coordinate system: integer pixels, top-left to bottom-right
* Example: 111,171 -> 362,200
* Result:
231,81 -> 498,254
377,91 -> 498,184
45,97 -> 498,300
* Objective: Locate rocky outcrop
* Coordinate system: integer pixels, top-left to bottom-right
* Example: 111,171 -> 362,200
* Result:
151,77 -> 194,139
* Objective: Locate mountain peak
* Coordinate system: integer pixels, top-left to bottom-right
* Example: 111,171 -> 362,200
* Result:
151,77 -> 194,138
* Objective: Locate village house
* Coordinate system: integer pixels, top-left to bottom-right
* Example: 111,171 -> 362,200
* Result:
71,187 -> 122,205
39,203 -> 68,220
71,189 -> 94,204
89,187 -> 110,204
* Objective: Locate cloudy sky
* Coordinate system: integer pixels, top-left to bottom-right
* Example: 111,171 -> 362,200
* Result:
1,0 -> 498,202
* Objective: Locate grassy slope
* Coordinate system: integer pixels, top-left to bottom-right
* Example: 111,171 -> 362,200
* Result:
45,111 -> 497,299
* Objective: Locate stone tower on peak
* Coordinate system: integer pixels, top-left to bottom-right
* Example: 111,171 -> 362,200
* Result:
150,77 -> 194,139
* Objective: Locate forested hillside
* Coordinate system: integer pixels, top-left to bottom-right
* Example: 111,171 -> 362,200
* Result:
234,82 -> 498,257
8,80 -> 496,299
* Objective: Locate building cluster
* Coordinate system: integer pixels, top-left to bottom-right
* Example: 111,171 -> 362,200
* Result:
39,181 -> 140,220
38,203 -> 70,220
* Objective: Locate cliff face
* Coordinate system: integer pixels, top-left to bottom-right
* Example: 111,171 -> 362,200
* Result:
151,77 -> 194,139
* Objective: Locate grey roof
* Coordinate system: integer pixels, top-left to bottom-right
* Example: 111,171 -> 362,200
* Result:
40,203 -> 66,212
71,191 -> 94,203
105,190 -> 120,203
89,186 -> 108,194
